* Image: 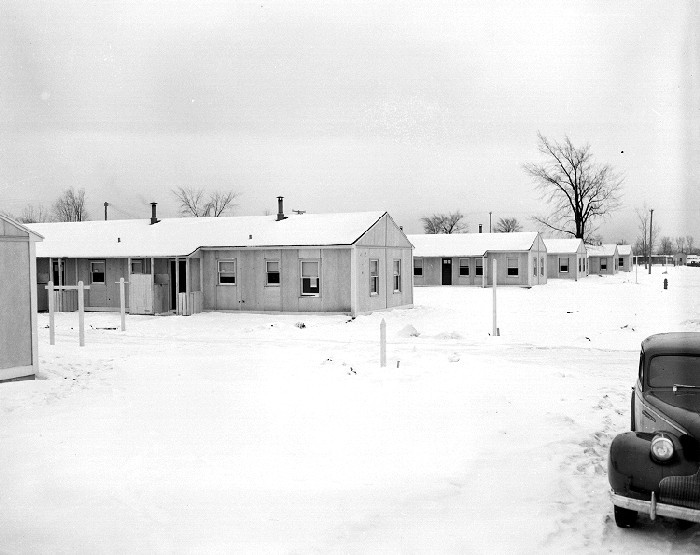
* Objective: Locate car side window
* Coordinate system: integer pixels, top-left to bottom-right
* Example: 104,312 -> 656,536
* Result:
638,352 -> 644,386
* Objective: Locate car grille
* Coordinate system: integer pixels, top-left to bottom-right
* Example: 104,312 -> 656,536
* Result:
659,470 -> 700,510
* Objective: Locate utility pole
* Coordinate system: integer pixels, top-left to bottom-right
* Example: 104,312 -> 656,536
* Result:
489,211 -> 492,233
648,208 -> 654,275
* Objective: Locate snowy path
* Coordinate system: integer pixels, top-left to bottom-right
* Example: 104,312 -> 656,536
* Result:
1,267 -> 700,553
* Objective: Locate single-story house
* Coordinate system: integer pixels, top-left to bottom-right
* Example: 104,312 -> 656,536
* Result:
587,244 -> 619,274
27,203 -> 413,317
1,215 -> 43,382
408,232 -> 547,287
616,244 -> 632,272
674,252 -> 687,266
543,238 -> 588,280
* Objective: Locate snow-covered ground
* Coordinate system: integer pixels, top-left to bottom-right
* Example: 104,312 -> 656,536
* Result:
2,265 -> 700,553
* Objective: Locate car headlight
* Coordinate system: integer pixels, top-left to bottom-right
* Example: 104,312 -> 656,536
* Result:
651,434 -> 674,462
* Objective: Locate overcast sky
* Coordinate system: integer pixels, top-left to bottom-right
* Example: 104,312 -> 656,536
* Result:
1,0 -> 698,242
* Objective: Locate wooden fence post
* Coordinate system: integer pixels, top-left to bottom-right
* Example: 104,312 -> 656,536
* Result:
78,281 -> 85,347
380,318 -> 386,367
119,277 -> 126,331
48,281 -> 55,345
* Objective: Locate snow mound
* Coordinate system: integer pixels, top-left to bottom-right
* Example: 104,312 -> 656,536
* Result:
396,324 -> 420,337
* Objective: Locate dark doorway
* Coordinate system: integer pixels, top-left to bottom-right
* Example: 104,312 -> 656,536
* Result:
441,258 -> 452,285
169,260 -> 187,310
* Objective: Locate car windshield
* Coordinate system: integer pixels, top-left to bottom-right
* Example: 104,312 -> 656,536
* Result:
648,355 -> 700,388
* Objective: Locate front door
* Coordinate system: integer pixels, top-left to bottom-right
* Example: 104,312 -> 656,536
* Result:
169,260 -> 187,311
442,258 -> 452,285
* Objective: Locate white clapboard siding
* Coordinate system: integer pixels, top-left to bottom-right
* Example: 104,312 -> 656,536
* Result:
129,274 -> 154,315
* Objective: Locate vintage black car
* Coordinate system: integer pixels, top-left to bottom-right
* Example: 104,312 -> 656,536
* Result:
608,332 -> 700,527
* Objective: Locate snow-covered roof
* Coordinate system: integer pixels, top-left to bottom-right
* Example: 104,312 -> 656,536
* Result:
0,214 -> 44,242
586,244 -> 618,257
28,212 -> 387,258
543,238 -> 585,254
616,245 -> 632,256
408,232 -> 540,258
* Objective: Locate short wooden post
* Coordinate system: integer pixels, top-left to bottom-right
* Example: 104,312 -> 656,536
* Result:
48,281 -> 55,345
492,259 -> 498,337
78,281 -> 85,347
119,277 -> 126,331
380,318 -> 386,367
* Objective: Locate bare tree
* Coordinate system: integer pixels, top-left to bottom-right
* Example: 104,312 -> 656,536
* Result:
494,217 -> 523,233
172,186 -> 238,217
53,187 -> 89,221
524,133 -> 623,241
421,212 -> 468,234
17,204 -> 51,223
687,235 -> 695,254
659,236 -> 674,255
675,236 -> 687,254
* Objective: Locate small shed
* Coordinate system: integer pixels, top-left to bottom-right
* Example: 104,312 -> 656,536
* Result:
0,215 -> 43,382
408,232 -> 547,287
616,245 -> 632,272
673,252 -> 686,266
587,244 -> 619,275
29,205 -> 413,317
543,238 -> 588,280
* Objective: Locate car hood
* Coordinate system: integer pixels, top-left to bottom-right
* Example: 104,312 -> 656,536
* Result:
645,391 -> 700,438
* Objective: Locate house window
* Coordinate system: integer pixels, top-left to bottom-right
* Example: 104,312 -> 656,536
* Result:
601,258 -> 607,271
475,258 -> 483,276
533,258 -> 537,276
413,257 -> 423,276
507,257 -> 518,276
393,259 -> 401,292
559,257 -> 569,273
90,260 -> 105,284
266,260 -> 280,285
218,259 -> 236,284
540,257 -> 544,276
369,259 -> 379,295
131,259 -> 144,274
459,258 -> 469,276
301,260 -> 320,296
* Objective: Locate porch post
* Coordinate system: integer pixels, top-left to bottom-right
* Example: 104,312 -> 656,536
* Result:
350,245 -> 358,317
175,257 -> 180,314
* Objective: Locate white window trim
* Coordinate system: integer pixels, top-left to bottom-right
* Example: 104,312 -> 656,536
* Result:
90,260 -> 106,284
300,259 -> 321,297
265,259 -> 280,287
413,257 -> 423,276
218,259 -> 237,285
559,257 -> 569,273
393,259 -> 401,293
507,257 -> 519,276
475,258 -> 484,276
369,259 -> 379,296
459,258 -> 469,276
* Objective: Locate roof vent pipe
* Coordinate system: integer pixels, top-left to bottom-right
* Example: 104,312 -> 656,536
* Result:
104,202 -> 109,221
479,224 -> 483,233
150,202 -> 159,225
276,196 -> 286,221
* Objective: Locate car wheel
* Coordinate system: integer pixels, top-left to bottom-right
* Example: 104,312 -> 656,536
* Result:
630,392 -> 636,432
614,505 -> 637,528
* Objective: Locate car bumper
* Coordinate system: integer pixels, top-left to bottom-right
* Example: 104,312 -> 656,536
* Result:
612,491 -> 700,523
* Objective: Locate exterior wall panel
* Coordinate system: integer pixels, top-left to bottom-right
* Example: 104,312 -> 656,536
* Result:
0,242 -> 32,370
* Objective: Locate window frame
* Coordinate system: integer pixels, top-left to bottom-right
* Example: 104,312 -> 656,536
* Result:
601,258 -> 608,271
393,259 -> 401,293
300,259 -> 321,297
413,257 -> 423,276
540,257 -> 544,276
90,260 -> 106,284
459,258 -> 469,277
559,257 -> 569,273
507,257 -> 519,276
265,259 -> 280,286
369,259 -> 380,296
218,259 -> 237,285
130,258 -> 144,274
475,258 -> 484,276
533,257 -> 537,277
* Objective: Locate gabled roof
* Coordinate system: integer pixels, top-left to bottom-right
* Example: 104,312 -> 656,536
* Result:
543,238 -> 585,254
408,232 -> 541,258
27,212 -> 388,258
0,214 -> 44,242
586,244 -> 618,257
617,244 -> 632,256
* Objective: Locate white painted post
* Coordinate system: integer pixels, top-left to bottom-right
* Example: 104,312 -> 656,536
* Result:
380,318 -> 386,367
492,259 -> 498,337
119,277 -> 126,331
48,281 -> 55,345
78,281 -> 85,347
635,260 -> 638,284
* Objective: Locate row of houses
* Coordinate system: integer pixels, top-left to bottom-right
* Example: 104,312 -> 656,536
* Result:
1,204 -> 637,382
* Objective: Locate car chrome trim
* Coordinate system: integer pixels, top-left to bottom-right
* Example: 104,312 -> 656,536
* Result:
641,403 -> 687,435
611,491 -> 700,524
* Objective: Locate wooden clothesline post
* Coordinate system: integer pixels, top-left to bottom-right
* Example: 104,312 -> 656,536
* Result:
45,281 -> 91,346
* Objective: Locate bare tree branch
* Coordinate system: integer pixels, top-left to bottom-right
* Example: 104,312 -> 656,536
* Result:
494,217 -> 522,233
53,187 -> 89,221
420,212 -> 468,234
171,187 -> 239,217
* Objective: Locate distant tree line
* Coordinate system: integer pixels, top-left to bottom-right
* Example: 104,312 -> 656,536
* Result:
3,187 -> 89,223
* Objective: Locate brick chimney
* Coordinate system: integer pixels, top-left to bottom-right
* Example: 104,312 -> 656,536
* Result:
479,224 -> 483,233
276,196 -> 287,221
